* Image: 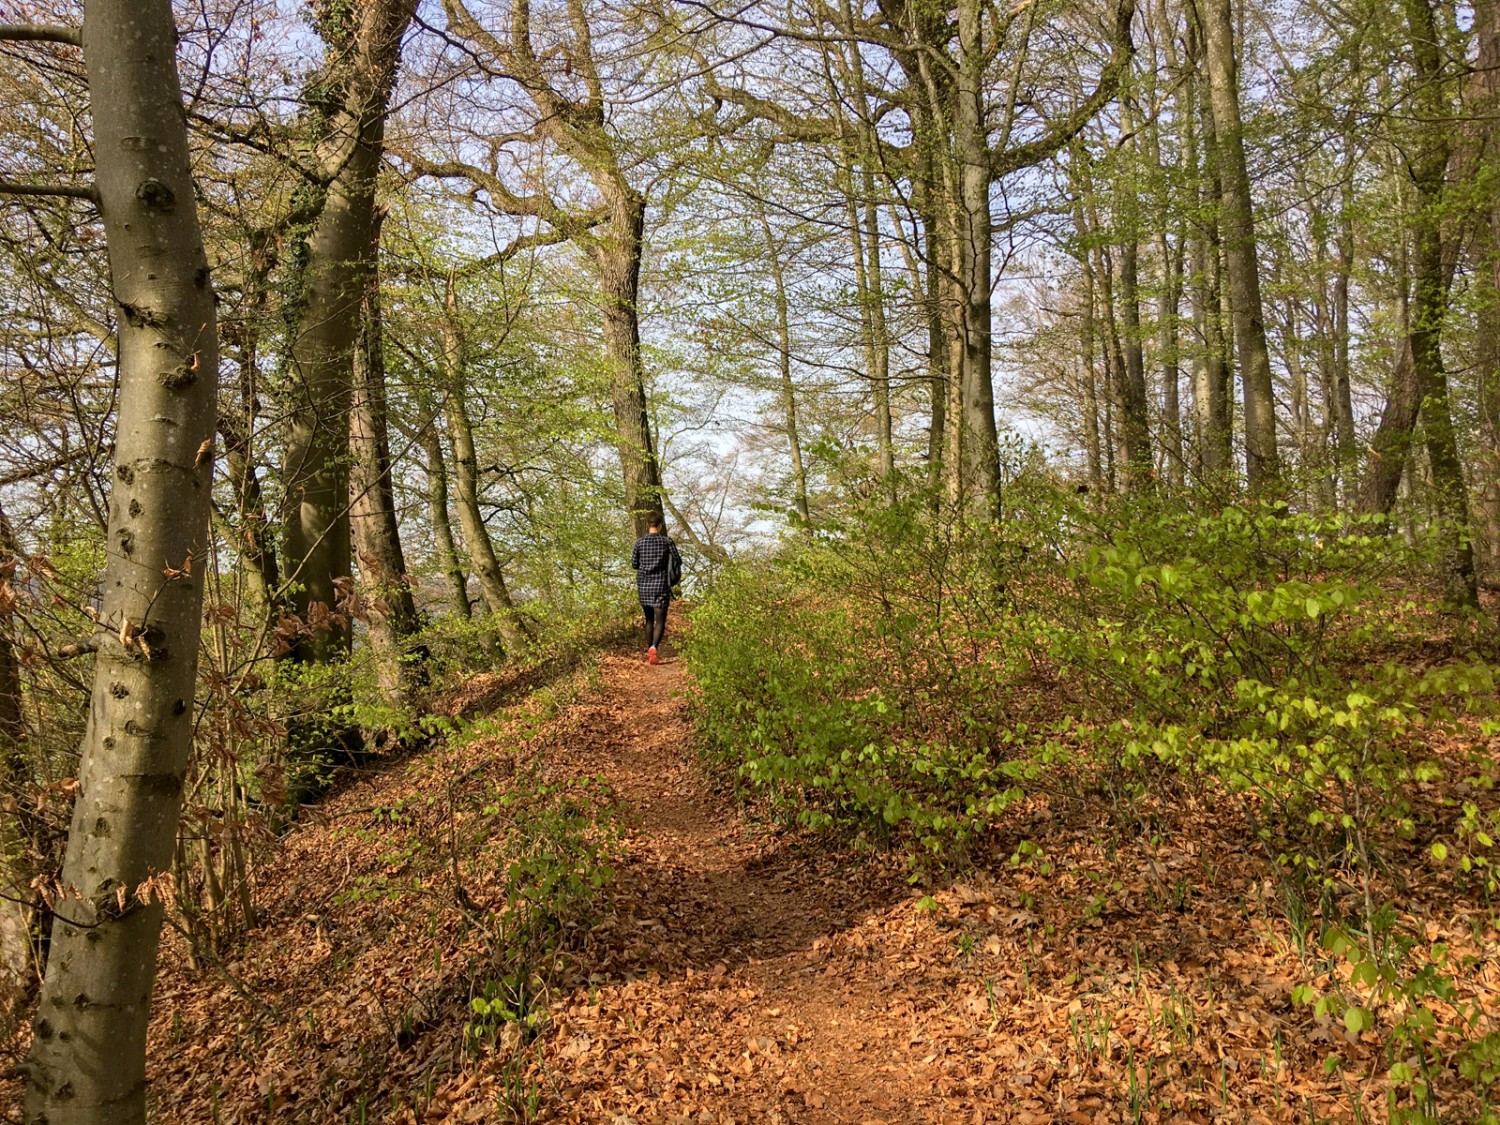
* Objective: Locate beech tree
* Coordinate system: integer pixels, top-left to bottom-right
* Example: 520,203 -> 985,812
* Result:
409,0 -> 669,539
1,4 -> 220,1121
282,0 -> 419,666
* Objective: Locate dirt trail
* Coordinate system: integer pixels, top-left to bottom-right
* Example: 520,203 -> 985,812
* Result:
98,632 -> 1369,1124
537,647 -> 933,1124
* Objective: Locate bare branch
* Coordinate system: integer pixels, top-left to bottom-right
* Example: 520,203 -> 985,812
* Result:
0,23 -> 82,47
0,179 -> 97,203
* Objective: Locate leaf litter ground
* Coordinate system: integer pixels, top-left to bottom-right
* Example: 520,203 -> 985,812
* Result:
5,638 -> 1497,1123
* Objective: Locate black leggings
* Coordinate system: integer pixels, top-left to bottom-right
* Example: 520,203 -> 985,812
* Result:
641,602 -> 668,649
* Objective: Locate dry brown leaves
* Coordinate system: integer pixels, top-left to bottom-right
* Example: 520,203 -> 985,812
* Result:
4,639 -> 1496,1124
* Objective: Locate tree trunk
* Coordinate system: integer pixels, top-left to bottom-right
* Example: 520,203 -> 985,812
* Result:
1357,340 -> 1420,517
219,232 -> 280,620
759,212 -> 812,531
1402,0 -> 1477,604
442,281 -> 529,653
1188,32 -> 1233,479
1073,198 -> 1105,491
349,230 -> 425,708
25,5 -> 220,1120
864,183 -> 896,491
282,0 -> 417,664
588,186 -> 666,540
1473,0 -> 1500,576
955,0 -> 1002,520
1114,100 -> 1153,489
0,500 -> 31,1008
420,424 -> 472,619
1199,0 -> 1280,491
917,129 -> 947,501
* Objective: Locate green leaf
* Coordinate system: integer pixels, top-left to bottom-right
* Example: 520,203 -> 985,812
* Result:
1344,1007 -> 1371,1036
1431,841 -> 1449,861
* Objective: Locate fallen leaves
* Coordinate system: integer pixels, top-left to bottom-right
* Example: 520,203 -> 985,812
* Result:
0,642 -> 1465,1125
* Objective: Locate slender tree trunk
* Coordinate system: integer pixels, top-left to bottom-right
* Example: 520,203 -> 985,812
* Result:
1281,303 -> 1313,497
1188,35 -> 1233,478
1074,198 -> 1105,491
861,173 -> 896,491
25,5 -> 220,1120
442,282 -> 529,652
0,500 -> 32,1006
420,424 -> 472,619
1473,0 -> 1500,576
956,0 -> 1001,520
1114,101 -> 1154,488
219,232 -> 279,619
1330,153 -> 1358,493
759,212 -> 812,531
1404,0 -> 1476,603
917,134 -> 947,500
1153,0 -> 1185,486
349,227 -> 424,707
1199,0 -> 1280,491
832,7 -> 897,494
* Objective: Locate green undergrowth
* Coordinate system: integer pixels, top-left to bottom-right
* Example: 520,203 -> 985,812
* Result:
685,482 -> 1500,1120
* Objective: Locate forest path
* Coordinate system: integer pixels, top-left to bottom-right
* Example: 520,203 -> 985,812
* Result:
129,633 -> 1293,1125
533,645 -> 947,1125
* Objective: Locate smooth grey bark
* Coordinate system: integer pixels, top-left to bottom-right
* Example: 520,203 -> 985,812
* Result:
282,0 -> 417,664
25,3 -> 220,1120
349,240 -> 425,707
953,0 -> 1001,519
1198,0 -> 1280,491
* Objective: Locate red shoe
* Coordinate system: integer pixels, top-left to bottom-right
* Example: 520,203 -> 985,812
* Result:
648,646 -> 659,665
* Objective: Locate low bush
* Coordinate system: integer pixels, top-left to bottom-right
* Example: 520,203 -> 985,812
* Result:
686,483 -> 1500,1119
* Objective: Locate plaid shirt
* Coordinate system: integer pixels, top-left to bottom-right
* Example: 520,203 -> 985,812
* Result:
631,533 -> 681,605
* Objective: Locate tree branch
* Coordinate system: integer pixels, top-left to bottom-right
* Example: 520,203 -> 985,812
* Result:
0,179 -> 97,203
989,0 -> 1137,178
0,23 -> 81,47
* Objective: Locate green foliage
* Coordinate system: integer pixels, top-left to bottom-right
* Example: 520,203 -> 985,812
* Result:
688,482 -> 1500,1110
1047,501 -> 1494,865
686,536 -> 1027,858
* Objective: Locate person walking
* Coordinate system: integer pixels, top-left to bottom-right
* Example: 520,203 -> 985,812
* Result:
631,515 -> 682,664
